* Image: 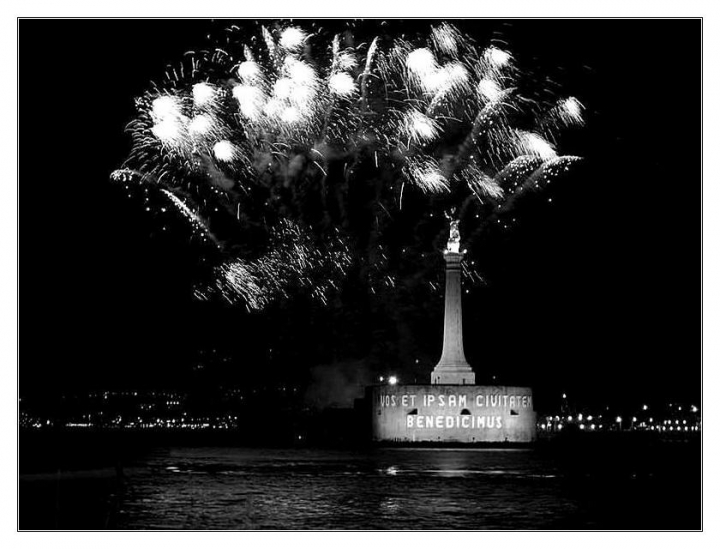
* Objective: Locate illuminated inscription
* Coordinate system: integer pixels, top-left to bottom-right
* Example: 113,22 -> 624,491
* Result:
377,390 -> 532,432
406,415 -> 503,429
378,393 -> 532,409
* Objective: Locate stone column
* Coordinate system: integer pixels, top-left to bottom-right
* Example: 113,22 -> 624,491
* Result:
431,223 -> 476,385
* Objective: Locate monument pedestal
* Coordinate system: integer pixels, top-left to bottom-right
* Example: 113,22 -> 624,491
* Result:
370,384 -> 536,443
431,367 -> 476,385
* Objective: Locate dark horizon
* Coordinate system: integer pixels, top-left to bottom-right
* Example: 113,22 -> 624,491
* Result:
20,19 -> 700,412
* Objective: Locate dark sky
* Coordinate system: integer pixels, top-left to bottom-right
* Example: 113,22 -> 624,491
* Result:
20,19 -> 700,411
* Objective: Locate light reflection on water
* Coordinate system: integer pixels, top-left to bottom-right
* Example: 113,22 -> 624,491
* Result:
114,444 -> 698,530
117,447 -> 578,529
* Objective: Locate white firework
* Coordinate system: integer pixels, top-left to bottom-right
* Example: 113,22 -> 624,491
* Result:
516,131 -> 557,160
151,95 -> 183,121
237,60 -> 262,83
188,114 -> 213,136
484,46 -> 512,68
213,140 -> 236,162
233,84 -> 265,121
404,157 -> 450,194
402,109 -> 440,144
461,164 -> 504,200
558,97 -> 585,127
279,27 -> 307,51
192,82 -> 216,107
329,72 -> 357,97
430,23 -> 463,57
477,78 -> 503,102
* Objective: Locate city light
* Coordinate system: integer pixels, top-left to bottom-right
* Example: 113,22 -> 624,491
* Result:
20,388 -> 702,437
388,376 -> 398,386
533,406 -> 698,437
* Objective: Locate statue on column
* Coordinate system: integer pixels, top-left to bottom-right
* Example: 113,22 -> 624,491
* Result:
447,219 -> 461,253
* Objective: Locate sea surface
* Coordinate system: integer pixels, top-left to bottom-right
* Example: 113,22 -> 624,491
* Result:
20,439 -> 701,530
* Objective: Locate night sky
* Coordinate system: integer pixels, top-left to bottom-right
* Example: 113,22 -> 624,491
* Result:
20,19 -> 700,412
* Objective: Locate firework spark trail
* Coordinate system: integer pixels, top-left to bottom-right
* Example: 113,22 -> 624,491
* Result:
459,163 -> 504,201
160,189 -> 214,239
196,220 -> 353,311
495,155 -> 546,191
474,154 -> 583,235
114,21 -> 583,308
403,156 -> 450,195
430,22 -> 464,58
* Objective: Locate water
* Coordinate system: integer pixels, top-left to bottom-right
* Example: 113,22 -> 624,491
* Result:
107,444 -> 699,529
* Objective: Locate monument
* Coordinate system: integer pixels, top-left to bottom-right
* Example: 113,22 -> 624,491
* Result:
431,220 -> 475,386
369,220 -> 537,443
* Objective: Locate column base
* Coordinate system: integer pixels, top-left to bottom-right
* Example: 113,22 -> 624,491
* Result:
431,368 -> 476,385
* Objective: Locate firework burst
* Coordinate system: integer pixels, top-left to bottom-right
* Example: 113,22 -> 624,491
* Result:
112,21 -> 583,310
